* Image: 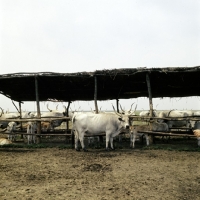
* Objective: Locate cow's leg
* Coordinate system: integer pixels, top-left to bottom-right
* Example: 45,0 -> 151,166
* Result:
110,137 -> 114,150
144,134 -> 149,146
27,135 -> 30,144
79,133 -> 87,152
197,137 -> 200,147
33,134 -> 36,144
105,134 -> 110,150
74,130 -> 80,151
118,134 -> 122,143
129,133 -> 133,147
131,133 -> 137,148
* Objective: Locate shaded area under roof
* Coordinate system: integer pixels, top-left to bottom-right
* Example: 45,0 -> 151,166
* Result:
0,66 -> 200,103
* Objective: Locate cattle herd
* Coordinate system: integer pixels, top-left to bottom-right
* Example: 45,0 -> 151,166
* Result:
0,104 -> 200,148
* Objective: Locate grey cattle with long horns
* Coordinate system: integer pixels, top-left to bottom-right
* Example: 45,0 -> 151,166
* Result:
71,103 -> 136,151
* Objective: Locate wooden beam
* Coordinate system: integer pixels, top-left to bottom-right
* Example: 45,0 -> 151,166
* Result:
146,73 -> 153,117
35,76 -> 41,143
138,130 -> 196,137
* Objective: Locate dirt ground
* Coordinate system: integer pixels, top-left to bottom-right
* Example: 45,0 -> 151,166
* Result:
0,143 -> 200,200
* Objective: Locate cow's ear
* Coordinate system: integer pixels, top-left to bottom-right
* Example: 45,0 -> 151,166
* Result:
63,112 -> 66,116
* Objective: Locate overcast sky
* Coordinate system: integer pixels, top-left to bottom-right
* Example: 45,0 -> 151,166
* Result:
0,0 -> 200,112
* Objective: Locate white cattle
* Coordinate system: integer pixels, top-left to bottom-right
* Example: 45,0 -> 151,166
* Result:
0,138 -> 12,145
157,110 -> 193,128
139,110 -> 157,117
193,111 -> 200,116
21,111 -> 35,119
192,129 -> 200,146
129,122 -> 169,148
26,121 -> 37,144
40,104 -> 67,131
129,125 -> 150,148
6,122 -> 17,141
0,107 -> 20,128
150,121 -> 169,132
72,105 -> 135,151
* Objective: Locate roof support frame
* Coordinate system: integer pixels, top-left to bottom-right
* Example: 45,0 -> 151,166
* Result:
35,76 -> 41,143
146,73 -> 154,117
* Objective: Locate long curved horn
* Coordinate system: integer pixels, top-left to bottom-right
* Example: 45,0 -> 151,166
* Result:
119,104 -> 125,113
63,105 -> 67,113
134,104 -> 137,112
0,107 -> 3,117
129,103 -> 135,112
47,104 -> 52,112
112,104 -> 121,117
130,104 -> 137,115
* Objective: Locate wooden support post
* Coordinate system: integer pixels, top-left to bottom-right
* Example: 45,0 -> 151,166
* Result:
66,101 -> 71,130
94,75 -> 103,144
94,76 -> 99,114
66,101 -> 71,144
146,73 -> 154,144
146,73 -> 153,117
35,76 -> 41,143
19,102 -> 23,139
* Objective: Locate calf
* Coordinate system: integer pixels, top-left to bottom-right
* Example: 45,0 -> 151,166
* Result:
129,125 -> 150,148
7,122 -> 17,141
193,129 -> 200,146
27,122 -> 37,144
129,122 -> 169,148
41,121 -> 52,132
0,138 -> 12,145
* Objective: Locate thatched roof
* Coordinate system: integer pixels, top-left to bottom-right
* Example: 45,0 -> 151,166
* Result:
0,66 -> 200,103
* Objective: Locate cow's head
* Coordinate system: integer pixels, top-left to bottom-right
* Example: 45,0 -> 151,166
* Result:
112,104 -> 137,129
6,122 -> 17,133
47,104 -> 67,116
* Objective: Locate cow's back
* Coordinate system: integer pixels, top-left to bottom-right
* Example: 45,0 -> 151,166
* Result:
73,113 -> 121,135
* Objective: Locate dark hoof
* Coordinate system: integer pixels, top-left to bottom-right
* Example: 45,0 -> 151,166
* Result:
75,148 -> 80,151
83,148 -> 88,152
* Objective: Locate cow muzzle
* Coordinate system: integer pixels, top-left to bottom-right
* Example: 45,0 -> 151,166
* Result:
125,125 -> 130,129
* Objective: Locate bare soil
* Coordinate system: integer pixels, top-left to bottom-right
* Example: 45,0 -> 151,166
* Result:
0,144 -> 200,200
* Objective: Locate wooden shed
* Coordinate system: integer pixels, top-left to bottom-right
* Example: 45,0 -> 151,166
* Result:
0,66 -> 200,144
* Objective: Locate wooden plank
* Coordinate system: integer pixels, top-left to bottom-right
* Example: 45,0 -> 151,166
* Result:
138,131 -> 196,137
0,117 -> 71,122
130,115 -> 200,121
146,73 -> 153,117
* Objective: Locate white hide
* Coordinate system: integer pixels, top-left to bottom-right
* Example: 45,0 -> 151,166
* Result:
7,122 -> 17,141
129,125 -> 150,148
72,111 -> 133,151
27,122 -> 37,144
0,138 -> 12,145
150,122 -> 169,132
158,110 -> 193,128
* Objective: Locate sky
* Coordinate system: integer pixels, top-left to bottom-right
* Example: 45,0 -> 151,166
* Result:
0,0 -> 200,112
